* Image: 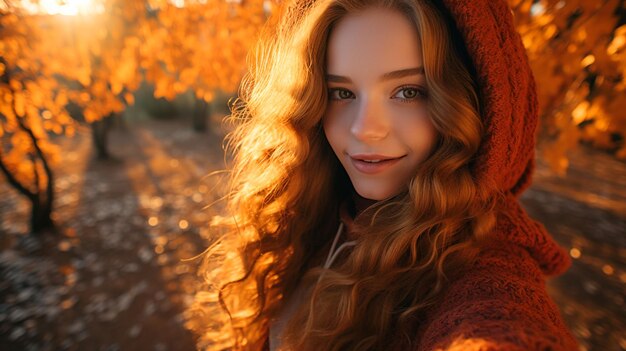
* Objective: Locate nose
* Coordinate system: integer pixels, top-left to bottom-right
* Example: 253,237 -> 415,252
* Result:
350,97 -> 389,141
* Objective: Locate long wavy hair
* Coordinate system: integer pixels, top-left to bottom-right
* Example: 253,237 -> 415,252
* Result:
186,0 -> 502,350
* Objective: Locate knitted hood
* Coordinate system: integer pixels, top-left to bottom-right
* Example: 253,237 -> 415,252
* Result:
436,0 -> 571,277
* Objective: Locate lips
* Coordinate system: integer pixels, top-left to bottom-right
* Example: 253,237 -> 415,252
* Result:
349,154 -> 405,174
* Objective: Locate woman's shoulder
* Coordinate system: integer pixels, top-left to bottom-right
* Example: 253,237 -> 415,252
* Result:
415,240 -> 579,351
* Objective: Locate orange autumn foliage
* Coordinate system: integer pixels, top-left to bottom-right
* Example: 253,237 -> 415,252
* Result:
2,0 -> 624,231
0,0 -> 273,231
509,0 -> 626,174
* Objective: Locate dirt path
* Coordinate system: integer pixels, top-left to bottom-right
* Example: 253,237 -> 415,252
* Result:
521,146 -> 626,351
1,119 -> 230,350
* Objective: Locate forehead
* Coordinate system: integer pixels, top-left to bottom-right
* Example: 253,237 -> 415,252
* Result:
325,8 -> 423,75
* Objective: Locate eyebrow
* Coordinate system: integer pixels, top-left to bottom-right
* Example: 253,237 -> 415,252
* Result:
326,67 -> 425,83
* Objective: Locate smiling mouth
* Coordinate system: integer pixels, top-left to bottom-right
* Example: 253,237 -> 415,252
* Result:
350,154 -> 406,161
349,155 -> 406,174
359,159 -> 390,164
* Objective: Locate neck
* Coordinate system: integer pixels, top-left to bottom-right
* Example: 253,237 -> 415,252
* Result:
352,190 -> 378,217
338,189 -> 378,240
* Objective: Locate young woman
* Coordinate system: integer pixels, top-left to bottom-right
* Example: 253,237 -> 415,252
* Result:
188,0 -> 580,350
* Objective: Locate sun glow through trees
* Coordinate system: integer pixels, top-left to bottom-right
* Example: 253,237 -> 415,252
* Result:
20,0 -> 104,16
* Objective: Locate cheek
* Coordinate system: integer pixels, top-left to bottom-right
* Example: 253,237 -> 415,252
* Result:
396,110 -> 436,143
322,114 -> 332,142
322,111 -> 343,148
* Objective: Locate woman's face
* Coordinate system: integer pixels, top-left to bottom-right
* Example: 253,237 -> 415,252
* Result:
323,7 -> 438,201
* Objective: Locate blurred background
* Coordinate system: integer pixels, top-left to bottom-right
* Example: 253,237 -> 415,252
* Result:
0,0 -> 624,350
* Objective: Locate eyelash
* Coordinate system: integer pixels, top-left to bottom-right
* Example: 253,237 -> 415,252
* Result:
327,85 -> 427,103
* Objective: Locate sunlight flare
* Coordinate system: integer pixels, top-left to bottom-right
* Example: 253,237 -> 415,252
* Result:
22,0 -> 104,16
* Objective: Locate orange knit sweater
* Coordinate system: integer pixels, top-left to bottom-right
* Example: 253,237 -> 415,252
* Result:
413,199 -> 579,350
407,1 -> 578,349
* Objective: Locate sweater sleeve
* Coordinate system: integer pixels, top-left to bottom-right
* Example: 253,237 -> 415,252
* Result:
417,242 -> 580,351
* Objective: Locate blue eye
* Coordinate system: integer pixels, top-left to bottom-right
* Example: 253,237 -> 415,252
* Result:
328,88 -> 355,101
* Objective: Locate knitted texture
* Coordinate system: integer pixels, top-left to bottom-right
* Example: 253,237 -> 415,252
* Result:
441,0 -> 539,197
436,0 -> 572,276
414,1 -> 577,349
415,240 -> 579,351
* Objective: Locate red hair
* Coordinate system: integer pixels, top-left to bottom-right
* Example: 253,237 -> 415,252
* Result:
186,0 -> 501,349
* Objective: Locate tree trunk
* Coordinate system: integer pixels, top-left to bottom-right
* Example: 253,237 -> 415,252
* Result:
26,125 -> 55,234
30,194 -> 54,233
0,132 -> 55,234
192,99 -> 210,132
91,114 -> 113,159
2,62 -> 55,234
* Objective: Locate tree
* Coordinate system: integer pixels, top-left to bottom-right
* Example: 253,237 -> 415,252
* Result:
0,0 -> 273,232
510,0 -> 626,174
140,0 -> 269,131
61,2 -> 144,159
0,1 -> 143,231
0,10 -> 74,232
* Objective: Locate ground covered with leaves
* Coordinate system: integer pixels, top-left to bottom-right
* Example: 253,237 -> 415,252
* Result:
0,119 -> 229,350
0,119 -> 624,351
